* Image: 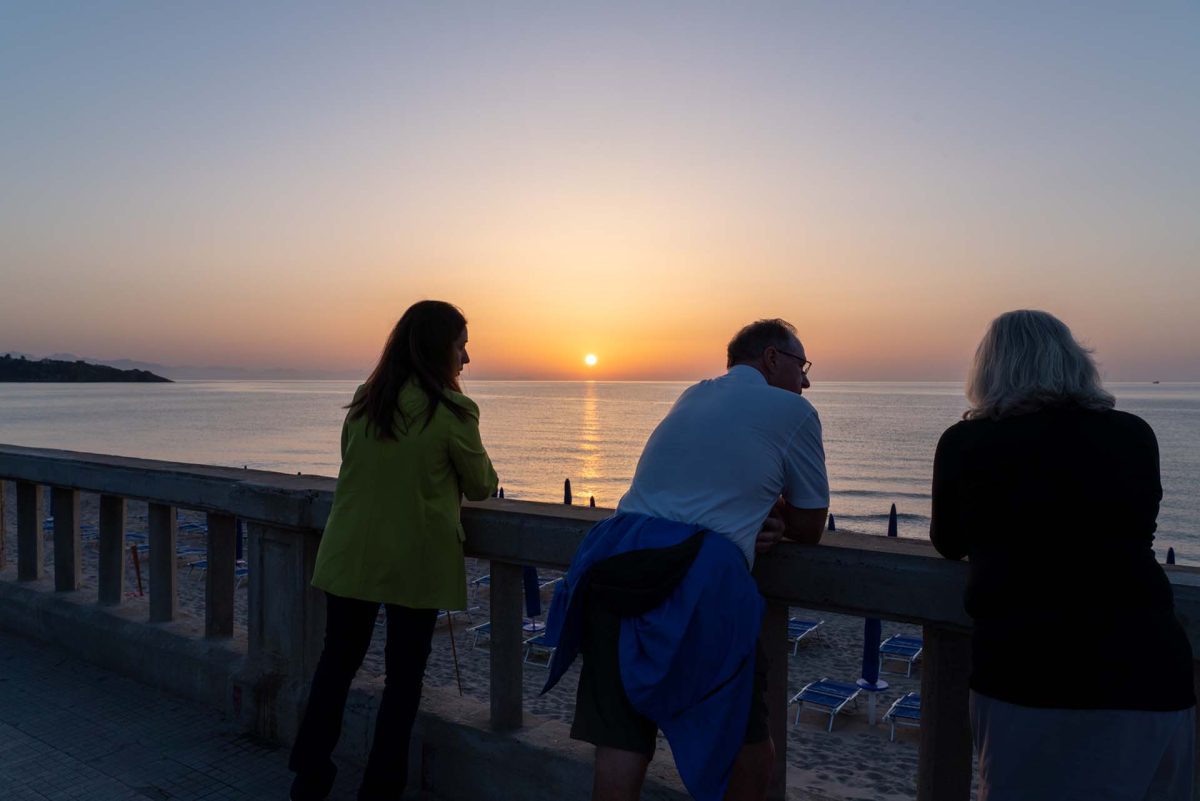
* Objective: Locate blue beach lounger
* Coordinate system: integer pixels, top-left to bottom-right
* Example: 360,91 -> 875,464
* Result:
469,574 -> 491,602
789,678 -> 862,731
467,621 -> 491,649
523,632 -> 556,667
186,559 -> 249,587
522,609 -> 560,667
879,634 -> 923,677
436,608 -> 473,625
787,617 -> 824,655
884,692 -> 921,741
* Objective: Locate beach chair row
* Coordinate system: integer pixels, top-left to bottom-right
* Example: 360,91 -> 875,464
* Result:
465,621 -> 556,667
42,517 -> 237,575
469,572 -> 563,601
789,678 -> 922,739
45,517 -> 209,539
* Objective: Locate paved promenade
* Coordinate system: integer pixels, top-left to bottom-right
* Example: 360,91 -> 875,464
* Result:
0,629 -> 372,801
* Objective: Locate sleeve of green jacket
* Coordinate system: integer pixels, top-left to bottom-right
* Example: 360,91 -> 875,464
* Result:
450,397 -> 499,501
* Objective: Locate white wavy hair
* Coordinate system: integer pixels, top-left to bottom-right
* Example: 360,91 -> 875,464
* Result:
965,310 -> 1115,420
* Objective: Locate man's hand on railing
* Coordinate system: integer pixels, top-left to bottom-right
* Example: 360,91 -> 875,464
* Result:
755,499 -> 786,553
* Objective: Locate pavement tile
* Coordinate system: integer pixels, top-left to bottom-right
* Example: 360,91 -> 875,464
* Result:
0,629 -> 374,801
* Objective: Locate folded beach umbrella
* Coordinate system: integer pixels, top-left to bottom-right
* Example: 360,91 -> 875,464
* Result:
861,619 -> 883,685
522,565 -> 542,619
857,617 -> 889,724
857,504 -> 896,723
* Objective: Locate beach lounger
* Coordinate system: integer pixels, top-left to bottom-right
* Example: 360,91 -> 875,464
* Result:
436,608 -> 473,625
45,518 -> 101,540
469,574 -> 491,601
879,634 -> 923,677
467,621 -> 491,649
523,633 -> 556,667
469,573 -> 558,603
787,617 -> 824,655
187,559 -> 249,586
883,692 -> 921,741
187,558 -> 247,573
789,678 -> 862,731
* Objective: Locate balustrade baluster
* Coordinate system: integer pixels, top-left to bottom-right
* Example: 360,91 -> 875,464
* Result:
51,487 -> 81,592
97,495 -> 125,605
205,513 -> 236,638
917,625 -> 973,801
0,479 -> 7,571
16,481 -> 44,581
761,600 -> 789,801
148,503 -> 177,622
489,560 -> 524,731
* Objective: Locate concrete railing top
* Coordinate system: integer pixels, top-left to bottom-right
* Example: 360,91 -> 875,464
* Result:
4,443 -> 1199,639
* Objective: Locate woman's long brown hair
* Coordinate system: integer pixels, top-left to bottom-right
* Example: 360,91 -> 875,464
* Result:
348,300 -> 469,439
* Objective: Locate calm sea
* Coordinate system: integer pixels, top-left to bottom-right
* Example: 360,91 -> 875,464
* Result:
1,380 -> 1197,564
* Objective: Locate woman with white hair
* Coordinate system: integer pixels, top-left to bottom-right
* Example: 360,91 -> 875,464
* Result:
931,310 -> 1195,801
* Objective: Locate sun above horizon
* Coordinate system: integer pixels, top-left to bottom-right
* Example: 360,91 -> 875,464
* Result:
584,353 -> 598,367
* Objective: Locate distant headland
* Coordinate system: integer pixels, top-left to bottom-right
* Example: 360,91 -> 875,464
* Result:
0,354 -> 172,382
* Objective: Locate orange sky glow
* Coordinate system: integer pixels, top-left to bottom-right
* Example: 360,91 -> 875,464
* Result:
2,6 -> 1197,382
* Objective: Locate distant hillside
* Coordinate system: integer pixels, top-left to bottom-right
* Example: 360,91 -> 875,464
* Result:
29,352 -> 365,380
0,354 -> 172,382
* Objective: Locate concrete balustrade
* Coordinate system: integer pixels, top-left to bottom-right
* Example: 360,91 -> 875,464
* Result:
97,494 -> 125,605
16,480 -> 44,581
917,627 -> 973,800
204,512 -> 237,638
489,560 -> 526,732
2,443 -> 1199,801
761,600 -> 789,800
148,502 -> 177,622
51,486 -> 82,592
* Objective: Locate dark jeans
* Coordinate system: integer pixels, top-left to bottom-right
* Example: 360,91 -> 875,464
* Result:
289,593 -> 438,801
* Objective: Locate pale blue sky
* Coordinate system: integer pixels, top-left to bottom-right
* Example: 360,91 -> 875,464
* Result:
2,2 -> 1197,379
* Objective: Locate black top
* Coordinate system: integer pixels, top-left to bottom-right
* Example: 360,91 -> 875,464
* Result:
931,406 -> 1194,711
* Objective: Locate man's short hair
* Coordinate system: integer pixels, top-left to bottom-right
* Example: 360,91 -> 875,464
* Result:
726,319 -> 799,367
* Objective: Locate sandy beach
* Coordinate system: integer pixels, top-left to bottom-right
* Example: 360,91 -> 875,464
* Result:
1,486 -> 978,800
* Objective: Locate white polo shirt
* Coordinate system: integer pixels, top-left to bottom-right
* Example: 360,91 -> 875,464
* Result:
617,365 -> 829,568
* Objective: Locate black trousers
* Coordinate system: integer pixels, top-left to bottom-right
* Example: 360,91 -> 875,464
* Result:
289,592 -> 438,801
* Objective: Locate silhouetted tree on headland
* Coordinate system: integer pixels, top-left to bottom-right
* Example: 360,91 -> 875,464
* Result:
0,354 -> 171,382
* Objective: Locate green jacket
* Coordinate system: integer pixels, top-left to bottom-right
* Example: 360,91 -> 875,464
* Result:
312,381 -> 499,609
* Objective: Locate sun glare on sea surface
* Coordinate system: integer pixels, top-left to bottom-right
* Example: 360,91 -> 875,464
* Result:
584,354 -> 598,367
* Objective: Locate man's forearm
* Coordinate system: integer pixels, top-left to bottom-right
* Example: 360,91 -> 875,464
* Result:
782,506 -> 827,545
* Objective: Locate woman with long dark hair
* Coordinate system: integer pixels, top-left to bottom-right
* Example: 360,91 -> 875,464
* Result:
289,300 -> 498,801
931,310 -> 1194,800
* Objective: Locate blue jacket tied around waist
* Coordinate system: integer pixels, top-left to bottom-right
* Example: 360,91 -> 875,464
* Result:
541,513 -> 766,801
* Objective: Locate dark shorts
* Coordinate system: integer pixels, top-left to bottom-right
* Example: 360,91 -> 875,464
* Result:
569,540 -> 768,756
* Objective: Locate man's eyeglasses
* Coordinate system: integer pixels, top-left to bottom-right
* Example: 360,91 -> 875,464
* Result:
775,350 -> 812,375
